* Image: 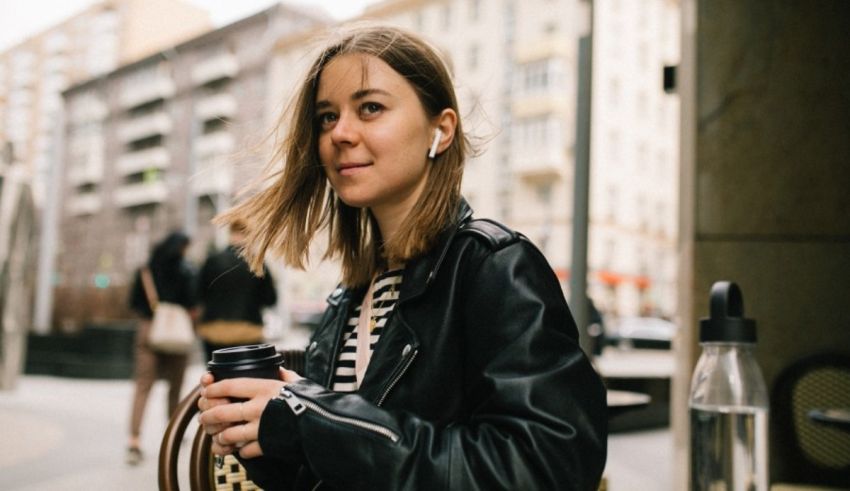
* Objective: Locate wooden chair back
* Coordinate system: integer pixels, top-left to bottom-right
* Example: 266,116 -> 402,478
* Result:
158,349 -> 306,490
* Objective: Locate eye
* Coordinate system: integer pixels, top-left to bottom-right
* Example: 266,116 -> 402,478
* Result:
360,102 -> 384,117
316,111 -> 338,130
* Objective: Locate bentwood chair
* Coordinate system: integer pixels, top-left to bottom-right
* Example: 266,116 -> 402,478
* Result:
770,352 -> 850,490
159,349 -> 305,491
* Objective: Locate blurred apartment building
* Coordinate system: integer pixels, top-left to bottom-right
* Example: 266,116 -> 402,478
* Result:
0,0 -> 211,205
48,0 -> 679,329
52,4 -> 328,327
349,0 -> 681,317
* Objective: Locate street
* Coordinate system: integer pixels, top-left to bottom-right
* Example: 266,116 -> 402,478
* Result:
0,352 -> 673,490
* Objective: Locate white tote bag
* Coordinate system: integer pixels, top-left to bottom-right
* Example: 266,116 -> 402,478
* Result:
141,268 -> 195,354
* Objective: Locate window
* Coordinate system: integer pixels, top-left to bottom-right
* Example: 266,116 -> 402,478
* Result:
514,116 -> 559,150
516,58 -> 566,96
608,77 -> 621,107
606,185 -> 618,222
536,182 -> 553,204
441,4 -> 451,31
468,44 -> 479,71
469,0 -> 481,21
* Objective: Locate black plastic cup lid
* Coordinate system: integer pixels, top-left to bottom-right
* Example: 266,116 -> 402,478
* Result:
207,343 -> 283,373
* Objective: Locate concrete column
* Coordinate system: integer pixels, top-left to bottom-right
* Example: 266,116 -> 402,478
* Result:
675,0 -> 850,487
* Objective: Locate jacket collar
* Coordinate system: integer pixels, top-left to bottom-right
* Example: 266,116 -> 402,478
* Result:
325,198 -> 474,306
397,198 -> 473,303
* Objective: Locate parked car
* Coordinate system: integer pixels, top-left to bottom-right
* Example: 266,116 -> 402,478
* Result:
605,316 -> 677,350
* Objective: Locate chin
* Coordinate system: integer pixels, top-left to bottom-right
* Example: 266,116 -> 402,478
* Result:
335,193 -> 372,209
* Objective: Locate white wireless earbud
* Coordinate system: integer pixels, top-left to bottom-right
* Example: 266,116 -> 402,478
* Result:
428,129 -> 443,159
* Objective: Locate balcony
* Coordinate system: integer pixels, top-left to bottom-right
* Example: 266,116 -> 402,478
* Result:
118,113 -> 172,143
67,193 -> 102,216
195,93 -> 237,121
511,147 -> 568,182
116,147 -> 170,176
195,131 -> 234,159
192,54 -> 239,86
119,78 -> 175,109
513,38 -> 571,64
510,95 -> 569,119
67,159 -> 105,186
113,180 -> 168,208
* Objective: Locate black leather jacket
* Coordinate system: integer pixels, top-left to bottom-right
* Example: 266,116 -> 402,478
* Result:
245,202 -> 608,490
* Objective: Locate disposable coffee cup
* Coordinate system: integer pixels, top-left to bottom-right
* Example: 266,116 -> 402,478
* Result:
207,343 -> 284,381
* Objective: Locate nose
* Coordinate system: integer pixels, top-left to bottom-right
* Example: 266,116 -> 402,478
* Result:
330,110 -> 360,147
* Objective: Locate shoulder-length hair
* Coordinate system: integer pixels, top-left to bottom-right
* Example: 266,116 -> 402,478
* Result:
218,24 -> 468,287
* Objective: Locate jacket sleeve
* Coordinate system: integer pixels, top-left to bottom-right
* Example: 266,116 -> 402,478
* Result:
251,240 -> 607,490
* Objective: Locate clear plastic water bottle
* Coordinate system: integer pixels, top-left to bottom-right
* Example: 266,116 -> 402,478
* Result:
689,281 -> 769,491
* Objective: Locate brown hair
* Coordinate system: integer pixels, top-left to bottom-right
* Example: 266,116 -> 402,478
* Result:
217,24 -> 468,287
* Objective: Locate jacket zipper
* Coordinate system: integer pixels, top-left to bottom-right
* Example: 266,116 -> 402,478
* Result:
279,389 -> 400,443
377,349 -> 418,407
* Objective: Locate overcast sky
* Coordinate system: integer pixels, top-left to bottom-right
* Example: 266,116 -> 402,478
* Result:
0,0 -> 379,52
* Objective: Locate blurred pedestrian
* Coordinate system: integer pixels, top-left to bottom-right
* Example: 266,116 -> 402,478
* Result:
197,25 -> 607,490
197,220 -> 278,362
126,231 -> 198,465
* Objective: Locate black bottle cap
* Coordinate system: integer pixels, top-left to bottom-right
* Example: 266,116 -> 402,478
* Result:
699,281 -> 757,343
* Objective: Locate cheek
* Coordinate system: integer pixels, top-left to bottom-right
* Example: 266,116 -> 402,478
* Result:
317,136 -> 334,168
372,123 -> 427,158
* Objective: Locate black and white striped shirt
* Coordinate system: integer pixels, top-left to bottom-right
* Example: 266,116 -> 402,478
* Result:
332,269 -> 403,393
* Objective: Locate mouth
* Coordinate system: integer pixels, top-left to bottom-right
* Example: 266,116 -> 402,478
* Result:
337,162 -> 372,176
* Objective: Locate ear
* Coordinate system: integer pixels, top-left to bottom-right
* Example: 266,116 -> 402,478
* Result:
429,108 -> 458,158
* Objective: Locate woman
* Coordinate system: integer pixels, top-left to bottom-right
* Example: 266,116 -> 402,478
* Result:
127,231 -> 197,465
198,25 -> 607,490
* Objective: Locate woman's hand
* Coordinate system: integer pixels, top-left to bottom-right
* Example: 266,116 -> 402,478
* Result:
198,368 -> 302,458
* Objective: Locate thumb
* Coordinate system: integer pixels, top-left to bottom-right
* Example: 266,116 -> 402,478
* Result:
280,367 -> 303,384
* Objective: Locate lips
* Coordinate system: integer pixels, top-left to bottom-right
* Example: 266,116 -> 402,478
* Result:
337,162 -> 372,176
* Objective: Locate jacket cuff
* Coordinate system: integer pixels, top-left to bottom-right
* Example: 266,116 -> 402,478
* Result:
257,393 -> 302,460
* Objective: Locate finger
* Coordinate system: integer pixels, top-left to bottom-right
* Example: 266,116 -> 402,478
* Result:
238,440 -> 265,459
201,372 -> 215,386
218,421 -> 258,448
203,378 -> 284,401
280,368 -> 304,384
211,441 -> 236,456
198,395 -> 232,414
201,422 -> 229,435
199,401 -> 245,426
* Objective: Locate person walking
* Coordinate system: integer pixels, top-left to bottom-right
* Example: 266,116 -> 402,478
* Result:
197,220 -> 278,362
126,231 -> 198,465
198,25 -> 607,490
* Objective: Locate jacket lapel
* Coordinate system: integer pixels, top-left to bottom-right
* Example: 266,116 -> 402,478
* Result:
309,199 -> 474,398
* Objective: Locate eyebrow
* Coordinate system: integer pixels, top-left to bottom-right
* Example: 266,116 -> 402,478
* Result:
315,88 -> 392,110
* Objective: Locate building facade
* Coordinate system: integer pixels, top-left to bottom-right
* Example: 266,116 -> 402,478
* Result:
0,0 -> 211,205
273,0 -> 680,320
54,5 -> 328,327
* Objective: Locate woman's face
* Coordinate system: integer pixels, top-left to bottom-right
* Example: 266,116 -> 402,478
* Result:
316,53 -> 434,217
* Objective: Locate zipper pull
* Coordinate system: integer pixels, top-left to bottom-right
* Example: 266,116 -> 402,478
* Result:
278,387 -> 306,415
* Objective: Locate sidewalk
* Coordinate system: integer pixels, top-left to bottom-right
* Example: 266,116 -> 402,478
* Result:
0,364 -> 673,490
